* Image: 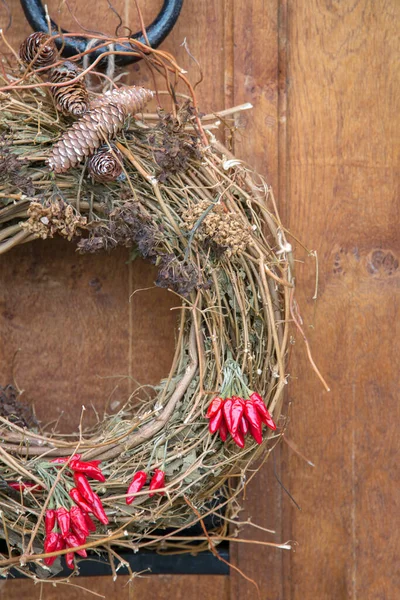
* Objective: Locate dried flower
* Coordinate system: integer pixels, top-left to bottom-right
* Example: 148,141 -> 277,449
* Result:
182,199 -> 251,256
21,199 -> 87,240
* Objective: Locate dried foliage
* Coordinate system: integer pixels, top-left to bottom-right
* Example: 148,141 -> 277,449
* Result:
0,31 -> 303,581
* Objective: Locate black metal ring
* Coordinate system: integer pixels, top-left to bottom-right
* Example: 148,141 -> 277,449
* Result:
20,0 -> 183,66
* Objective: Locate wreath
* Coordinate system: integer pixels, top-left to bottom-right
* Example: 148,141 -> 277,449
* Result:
0,30 -> 324,580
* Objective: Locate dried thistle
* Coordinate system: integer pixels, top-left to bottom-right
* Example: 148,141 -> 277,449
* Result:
0,135 -> 35,196
148,102 -> 202,182
21,199 -> 87,240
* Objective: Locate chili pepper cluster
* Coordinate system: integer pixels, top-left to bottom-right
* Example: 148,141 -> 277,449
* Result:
126,469 -> 165,505
43,454 -> 108,570
206,392 -> 276,448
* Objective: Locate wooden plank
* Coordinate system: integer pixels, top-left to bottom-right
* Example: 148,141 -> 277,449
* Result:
229,2 -> 285,600
2,574 -> 229,600
281,2 -> 400,599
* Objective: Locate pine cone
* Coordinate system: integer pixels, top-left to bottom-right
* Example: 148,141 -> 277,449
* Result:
47,86 -> 154,173
88,144 -> 123,182
49,61 -> 89,117
19,32 -> 58,68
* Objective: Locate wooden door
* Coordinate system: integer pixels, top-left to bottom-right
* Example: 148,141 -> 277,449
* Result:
1,1 -> 398,599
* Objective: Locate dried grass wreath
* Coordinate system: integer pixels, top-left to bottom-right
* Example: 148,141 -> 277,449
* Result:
0,29 -> 328,582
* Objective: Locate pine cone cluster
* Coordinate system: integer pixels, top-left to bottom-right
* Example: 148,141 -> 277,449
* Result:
47,86 -> 154,173
49,61 -> 89,117
19,32 -> 58,68
88,144 -> 123,182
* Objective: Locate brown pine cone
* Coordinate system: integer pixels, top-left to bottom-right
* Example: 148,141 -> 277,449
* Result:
49,61 -> 89,117
47,86 -> 153,173
88,144 -> 123,182
19,32 -> 58,68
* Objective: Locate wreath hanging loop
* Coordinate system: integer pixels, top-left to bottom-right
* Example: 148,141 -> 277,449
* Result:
20,0 -> 184,65
0,28 -> 296,578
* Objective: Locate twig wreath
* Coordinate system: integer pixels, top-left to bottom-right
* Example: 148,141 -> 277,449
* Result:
0,29 -> 328,581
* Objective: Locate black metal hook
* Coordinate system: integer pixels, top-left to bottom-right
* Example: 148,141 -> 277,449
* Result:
20,0 -> 183,66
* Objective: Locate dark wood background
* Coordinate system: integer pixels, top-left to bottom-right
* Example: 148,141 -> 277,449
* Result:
0,1 -> 398,598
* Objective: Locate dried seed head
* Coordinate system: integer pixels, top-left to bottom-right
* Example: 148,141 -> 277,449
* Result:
49,61 -> 89,117
19,33 -> 58,68
88,144 -> 123,182
47,86 -> 154,173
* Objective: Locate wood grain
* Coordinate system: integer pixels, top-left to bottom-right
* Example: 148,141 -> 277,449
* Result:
0,1 -> 399,599
281,2 -> 400,600
1,574 -> 229,600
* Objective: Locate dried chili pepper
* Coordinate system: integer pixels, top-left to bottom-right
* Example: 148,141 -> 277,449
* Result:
65,552 -> 75,570
206,397 -> 224,418
45,509 -> 57,535
126,471 -> 147,505
69,487 -> 94,514
83,511 -> 96,532
70,459 -> 106,482
73,472 -> 94,504
244,400 -> 263,444
219,418 -> 229,442
230,396 -> 244,435
86,460 -> 102,468
7,481 -> 42,492
43,532 -> 62,566
50,454 -> 81,464
232,428 -> 245,448
240,415 -> 249,436
208,408 -> 223,434
149,469 -> 165,497
64,532 -> 87,557
250,392 -> 276,431
91,493 -> 109,524
70,506 -> 89,539
56,507 -> 71,537
222,397 -> 234,434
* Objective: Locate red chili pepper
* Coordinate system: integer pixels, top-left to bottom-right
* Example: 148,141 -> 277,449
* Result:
244,400 -> 263,444
69,488 -> 94,514
126,471 -> 147,505
219,418 -> 228,442
70,506 -> 89,539
232,428 -> 245,448
50,454 -> 81,464
91,493 -> 109,524
86,460 -> 102,468
208,408 -> 223,434
64,532 -> 87,557
149,469 -> 165,497
73,472 -> 94,504
45,509 -> 57,535
65,552 -> 75,570
240,415 -> 249,436
70,460 -> 106,482
56,507 -> 71,537
83,511 -> 97,532
7,481 -> 42,492
43,532 -> 62,566
250,392 -> 277,431
206,397 -> 224,418
223,397 -> 234,434
230,396 -> 245,435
